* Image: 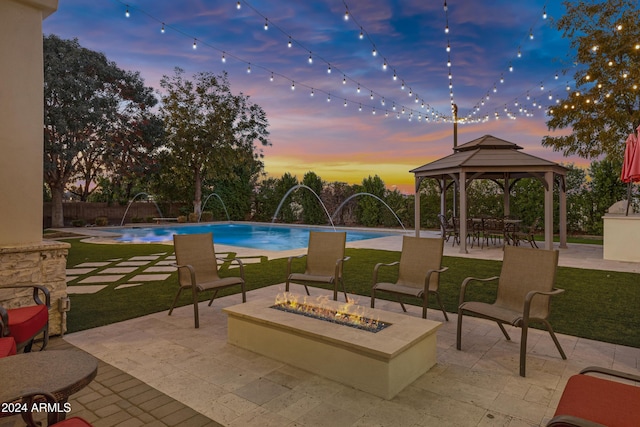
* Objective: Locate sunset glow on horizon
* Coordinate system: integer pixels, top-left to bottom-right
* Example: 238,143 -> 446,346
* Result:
43,1 -> 592,194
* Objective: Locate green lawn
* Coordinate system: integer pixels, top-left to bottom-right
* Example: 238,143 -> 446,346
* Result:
63,238 -> 639,348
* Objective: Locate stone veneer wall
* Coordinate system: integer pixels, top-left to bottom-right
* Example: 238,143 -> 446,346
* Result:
0,240 -> 70,337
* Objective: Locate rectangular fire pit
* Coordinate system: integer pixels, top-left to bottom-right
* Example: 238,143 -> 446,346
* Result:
224,297 -> 441,399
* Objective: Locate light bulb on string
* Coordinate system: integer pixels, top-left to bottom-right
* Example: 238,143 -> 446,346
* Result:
291,81 -> 295,90
393,70 -> 397,81
359,104 -> 362,112
237,1 -> 241,10
343,75 -> 346,85
357,84 -> 360,93
288,37 -> 292,48
526,91 -> 530,100
401,80 -> 405,90
161,23 -> 165,33
445,24 -> 449,34
310,88 -> 314,97
493,85 -> 497,93
327,64 -> 331,74
221,52 -> 226,63
264,19 -> 268,30
344,9 -> 349,20
444,1 -> 448,11
327,94 -> 331,102
372,108 -> 376,115
370,91 -> 374,100
500,74 -> 504,83
125,6 -> 130,18
247,63 -> 251,73
308,52 -> 313,64
192,39 -> 197,49
381,98 -> 385,106
446,43 -> 450,52
529,28 -> 534,40
555,73 -> 559,80
408,88 -> 413,96
269,72 -> 274,82
383,60 -> 387,70
344,99 -> 348,107
359,28 -> 364,39
542,6 -> 547,19
517,46 -> 522,58
540,82 -> 544,90
509,63 -> 513,72
372,47 -> 377,57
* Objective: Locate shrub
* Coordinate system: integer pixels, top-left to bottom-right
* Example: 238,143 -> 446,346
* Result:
188,212 -> 198,222
95,216 -> 108,226
200,211 -> 213,222
177,215 -> 187,223
71,219 -> 85,227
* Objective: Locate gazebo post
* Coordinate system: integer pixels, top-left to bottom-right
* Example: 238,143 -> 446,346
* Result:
504,174 -> 511,217
544,171 -> 554,250
559,175 -> 568,249
459,171 -> 468,253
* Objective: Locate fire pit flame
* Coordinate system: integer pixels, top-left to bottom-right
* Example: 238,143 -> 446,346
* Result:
272,292 -> 390,333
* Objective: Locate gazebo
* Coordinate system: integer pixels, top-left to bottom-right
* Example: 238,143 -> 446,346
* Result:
410,135 -> 567,252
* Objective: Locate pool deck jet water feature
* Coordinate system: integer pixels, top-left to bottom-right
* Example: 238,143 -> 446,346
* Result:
224,297 -> 440,400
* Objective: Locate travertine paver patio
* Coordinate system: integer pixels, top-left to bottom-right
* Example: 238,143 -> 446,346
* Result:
19,231 -> 640,425
61,283 -> 640,427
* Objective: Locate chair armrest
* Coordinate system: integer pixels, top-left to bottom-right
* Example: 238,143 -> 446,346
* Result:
459,276 -> 499,306
0,306 -> 8,337
523,288 -> 564,317
217,257 -> 245,281
0,284 -> 51,307
579,366 -> 640,383
423,266 -> 449,291
372,261 -> 400,283
286,254 -> 307,276
175,263 -> 197,286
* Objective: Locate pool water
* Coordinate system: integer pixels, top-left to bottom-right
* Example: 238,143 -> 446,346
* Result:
108,223 -> 394,251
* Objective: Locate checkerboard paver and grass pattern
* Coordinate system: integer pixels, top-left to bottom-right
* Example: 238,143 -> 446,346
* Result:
65,252 -> 264,295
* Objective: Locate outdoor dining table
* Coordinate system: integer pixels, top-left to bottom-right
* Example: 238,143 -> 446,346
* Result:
0,350 -> 98,423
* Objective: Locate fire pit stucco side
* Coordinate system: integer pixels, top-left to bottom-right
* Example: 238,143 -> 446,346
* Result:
224,297 -> 441,399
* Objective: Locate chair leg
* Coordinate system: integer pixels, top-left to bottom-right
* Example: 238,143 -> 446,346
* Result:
192,286 -> 200,329
207,289 -> 219,307
520,324 -> 529,377
168,287 -> 184,315
498,322 -> 511,340
241,283 -> 247,303
340,278 -> 348,302
432,291 -> 449,321
421,293 -> 428,319
456,309 -> 463,350
371,289 -> 376,309
542,319 -> 567,360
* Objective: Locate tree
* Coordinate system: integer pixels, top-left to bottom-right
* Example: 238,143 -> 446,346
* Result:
273,173 -> 299,223
301,172 -> 326,225
543,0 -> 640,159
159,68 -> 270,216
357,175 -> 386,227
44,35 -> 159,226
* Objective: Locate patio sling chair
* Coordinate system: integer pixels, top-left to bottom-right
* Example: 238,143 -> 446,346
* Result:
437,214 -> 459,246
169,233 -> 246,328
456,245 -> 566,377
513,217 -> 540,248
371,236 -> 449,320
286,231 -> 350,301
0,284 -> 50,353
547,366 -> 640,427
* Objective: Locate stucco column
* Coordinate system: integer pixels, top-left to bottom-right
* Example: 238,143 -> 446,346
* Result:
414,177 -> 421,237
0,0 -> 58,246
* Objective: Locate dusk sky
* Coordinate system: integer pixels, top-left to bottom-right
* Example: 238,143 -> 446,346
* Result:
43,0 -> 583,193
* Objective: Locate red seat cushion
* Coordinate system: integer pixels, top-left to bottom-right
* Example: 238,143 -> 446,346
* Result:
554,373 -> 640,427
0,337 -> 16,357
7,305 -> 48,346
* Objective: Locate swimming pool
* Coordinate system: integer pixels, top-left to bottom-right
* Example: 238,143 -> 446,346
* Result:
107,223 -> 396,251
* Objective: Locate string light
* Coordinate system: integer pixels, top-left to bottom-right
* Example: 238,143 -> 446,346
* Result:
291,81 -> 295,90
237,1 -> 241,10
161,23 -> 165,33
192,38 -> 197,49
221,52 -> 226,63
327,64 -> 331,74
264,18 -> 268,30
247,63 -> 251,73
542,6 -> 547,19
270,72 -> 273,81
308,52 -> 313,64
125,6 -> 130,18
288,37 -> 292,48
